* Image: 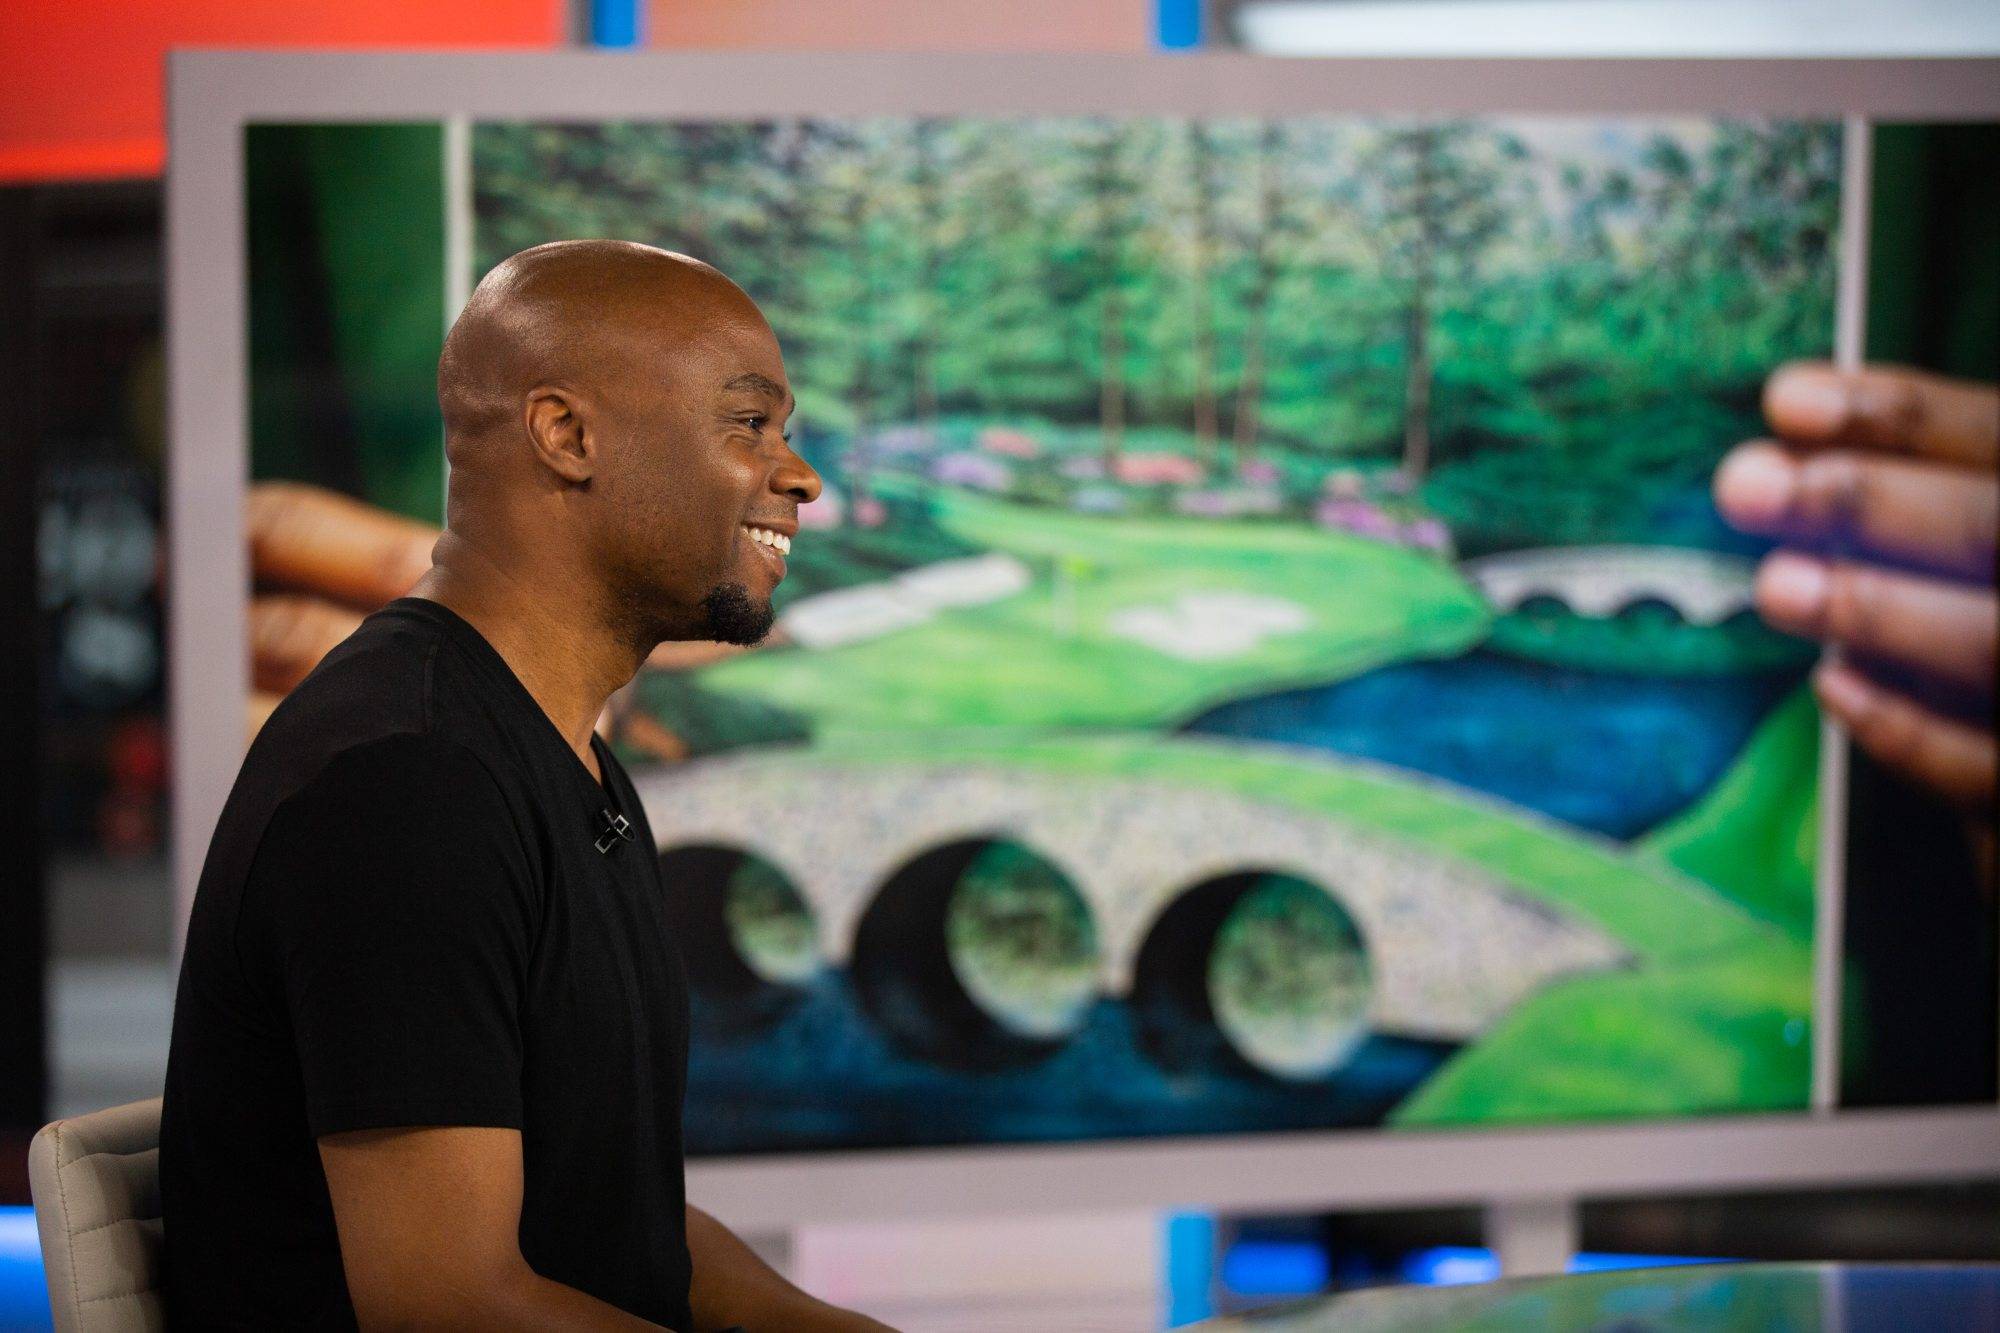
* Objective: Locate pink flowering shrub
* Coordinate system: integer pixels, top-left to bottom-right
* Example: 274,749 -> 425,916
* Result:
1314,496 -> 1455,555
1403,516 -> 1454,554
871,426 -> 938,456
1315,497 -> 1401,541
977,427 -> 1044,459
931,452 -> 1015,492
1112,452 -> 1206,486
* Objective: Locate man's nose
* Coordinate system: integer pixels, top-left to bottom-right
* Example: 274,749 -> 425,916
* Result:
774,445 -> 823,504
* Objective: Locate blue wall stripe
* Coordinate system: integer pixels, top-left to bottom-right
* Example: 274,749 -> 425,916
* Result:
1162,1211 -> 1216,1326
0,1207 -> 52,1331
1156,0 -> 1204,49
591,0 -> 644,49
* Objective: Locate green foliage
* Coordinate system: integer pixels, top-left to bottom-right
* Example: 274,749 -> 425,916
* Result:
473,116 -> 1840,524
723,857 -> 819,984
1487,603 -> 1816,676
250,124 -> 448,521
1638,684 -> 1820,937
627,671 -> 812,756
1209,875 -> 1372,1078
945,842 -> 1099,1038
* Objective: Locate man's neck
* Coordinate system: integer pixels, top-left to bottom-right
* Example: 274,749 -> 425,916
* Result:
410,532 -> 645,776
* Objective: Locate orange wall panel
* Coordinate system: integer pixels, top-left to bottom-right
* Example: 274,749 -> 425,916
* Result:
0,0 -> 562,182
1,1 -> 1147,183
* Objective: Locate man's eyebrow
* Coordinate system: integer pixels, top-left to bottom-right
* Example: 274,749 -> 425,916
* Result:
721,372 -> 792,409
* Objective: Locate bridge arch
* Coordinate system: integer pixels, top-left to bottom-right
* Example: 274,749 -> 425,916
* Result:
849,834 -> 1101,1071
1131,868 -> 1374,1082
1463,544 -> 1756,625
636,755 -> 1630,1045
658,842 -> 821,1034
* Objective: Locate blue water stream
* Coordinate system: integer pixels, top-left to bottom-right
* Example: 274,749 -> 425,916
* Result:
1184,648 -> 1803,841
687,975 -> 1451,1155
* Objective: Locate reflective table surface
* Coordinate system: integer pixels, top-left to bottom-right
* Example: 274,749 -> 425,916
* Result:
1194,1263 -> 2000,1331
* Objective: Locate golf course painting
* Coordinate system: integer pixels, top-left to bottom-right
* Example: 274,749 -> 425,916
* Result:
474,115 -> 1838,1154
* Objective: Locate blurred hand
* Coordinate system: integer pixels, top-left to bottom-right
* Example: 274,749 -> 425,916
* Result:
247,482 -> 437,735
1714,362 -> 1997,874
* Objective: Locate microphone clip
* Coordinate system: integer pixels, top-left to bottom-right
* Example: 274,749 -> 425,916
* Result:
595,807 -> 636,855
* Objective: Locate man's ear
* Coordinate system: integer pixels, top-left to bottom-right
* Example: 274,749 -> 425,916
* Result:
523,386 -> 595,484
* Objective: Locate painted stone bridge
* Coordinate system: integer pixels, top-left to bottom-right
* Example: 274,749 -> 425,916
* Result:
1463,544 -> 1757,625
634,755 -> 1631,1044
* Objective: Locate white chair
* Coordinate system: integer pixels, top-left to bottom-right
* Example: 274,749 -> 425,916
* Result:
28,1098 -> 165,1332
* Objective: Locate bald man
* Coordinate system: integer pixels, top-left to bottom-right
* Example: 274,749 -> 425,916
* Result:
161,242 -> 889,1331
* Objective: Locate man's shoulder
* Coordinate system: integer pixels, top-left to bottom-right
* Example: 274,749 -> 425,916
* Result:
263,601 -> 439,738
280,729 -> 512,820
215,726 -> 526,913
253,604 -> 517,788
226,608 -> 536,860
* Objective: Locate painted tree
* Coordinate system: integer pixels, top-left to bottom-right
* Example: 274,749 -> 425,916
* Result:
908,118 -> 946,434
814,121 -> 888,521
473,113 -> 1834,515
1229,119 -> 1288,471
1186,120 -> 1221,464
1085,121 -> 1138,470
1345,121 -> 1525,481
746,121 -> 828,425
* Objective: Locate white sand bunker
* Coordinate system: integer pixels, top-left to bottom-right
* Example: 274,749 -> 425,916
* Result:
1109,592 -> 1312,661
781,553 -> 1031,649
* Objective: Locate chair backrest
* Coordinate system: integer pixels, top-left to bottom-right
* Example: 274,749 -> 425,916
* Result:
28,1098 -> 165,1332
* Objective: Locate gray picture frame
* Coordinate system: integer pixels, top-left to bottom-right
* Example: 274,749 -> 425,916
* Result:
167,50 -> 2000,1234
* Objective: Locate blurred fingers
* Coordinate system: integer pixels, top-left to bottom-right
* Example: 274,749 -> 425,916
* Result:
1815,660 -> 1997,810
644,639 -> 752,671
252,594 -> 366,695
248,481 -> 438,608
1764,362 -> 1999,470
1756,553 -> 1996,690
616,711 -> 692,765
1714,442 -> 1998,577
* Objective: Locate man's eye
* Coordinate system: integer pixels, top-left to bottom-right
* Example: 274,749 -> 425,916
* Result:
742,415 -> 767,433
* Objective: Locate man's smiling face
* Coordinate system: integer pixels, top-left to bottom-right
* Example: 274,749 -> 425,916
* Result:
589,288 -> 822,647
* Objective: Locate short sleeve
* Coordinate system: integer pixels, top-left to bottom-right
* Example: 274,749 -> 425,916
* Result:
250,733 -> 541,1139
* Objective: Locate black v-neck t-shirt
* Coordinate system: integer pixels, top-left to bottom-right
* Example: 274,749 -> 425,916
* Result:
161,598 -> 693,1330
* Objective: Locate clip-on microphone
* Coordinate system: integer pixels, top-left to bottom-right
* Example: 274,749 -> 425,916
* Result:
595,807 -> 636,855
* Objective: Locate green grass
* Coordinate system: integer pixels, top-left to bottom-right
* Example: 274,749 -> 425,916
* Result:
1383,688 -> 1821,1126
630,672 -> 812,756
1637,685 -> 1819,939
1392,936 -> 1811,1125
701,480 -> 1489,734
